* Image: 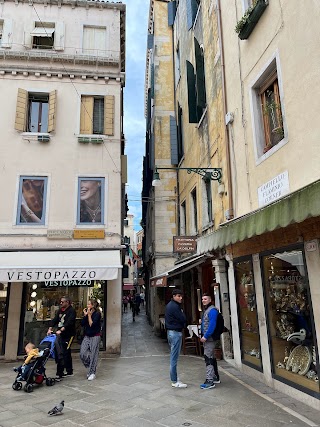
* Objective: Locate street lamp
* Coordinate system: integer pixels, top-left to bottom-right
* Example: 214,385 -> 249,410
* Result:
152,166 -> 223,186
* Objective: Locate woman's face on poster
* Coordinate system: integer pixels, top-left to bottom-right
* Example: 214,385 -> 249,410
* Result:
80,180 -> 100,201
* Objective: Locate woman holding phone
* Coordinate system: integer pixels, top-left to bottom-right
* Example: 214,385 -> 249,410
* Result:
79,299 -> 102,380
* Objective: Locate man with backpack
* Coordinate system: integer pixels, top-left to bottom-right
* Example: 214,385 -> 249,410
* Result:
199,293 -> 223,389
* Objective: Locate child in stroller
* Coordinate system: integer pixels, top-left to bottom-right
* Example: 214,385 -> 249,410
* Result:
12,339 -> 56,393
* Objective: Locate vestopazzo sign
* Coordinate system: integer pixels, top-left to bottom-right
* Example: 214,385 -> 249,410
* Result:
2,269 -> 98,282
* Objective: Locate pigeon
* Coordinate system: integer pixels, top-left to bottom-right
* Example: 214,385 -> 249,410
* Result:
48,400 -> 64,416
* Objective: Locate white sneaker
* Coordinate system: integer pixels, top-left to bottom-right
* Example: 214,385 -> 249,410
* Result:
171,381 -> 187,388
88,374 -> 96,381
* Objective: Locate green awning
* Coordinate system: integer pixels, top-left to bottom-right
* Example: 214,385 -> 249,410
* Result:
197,179 -> 320,254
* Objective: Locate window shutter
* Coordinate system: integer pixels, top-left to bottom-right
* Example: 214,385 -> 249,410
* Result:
194,38 -> 206,108
147,34 -> 154,50
24,21 -> 34,49
187,0 -> 198,30
1,18 -> 13,48
186,60 -> 198,123
104,95 -> 114,136
47,90 -> 57,133
54,21 -> 65,51
14,88 -> 28,132
150,63 -> 155,99
149,133 -> 155,170
170,116 -> 179,165
80,96 -> 94,135
168,1 -> 177,26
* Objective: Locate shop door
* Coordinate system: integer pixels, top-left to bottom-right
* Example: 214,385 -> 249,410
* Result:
0,283 -> 9,355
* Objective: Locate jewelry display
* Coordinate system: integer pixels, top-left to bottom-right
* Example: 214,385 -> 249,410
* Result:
286,345 -> 311,376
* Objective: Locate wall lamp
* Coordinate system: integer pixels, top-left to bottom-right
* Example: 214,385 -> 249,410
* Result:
152,166 -> 222,187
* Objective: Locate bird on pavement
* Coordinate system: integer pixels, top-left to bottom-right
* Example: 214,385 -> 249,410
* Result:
48,400 -> 64,416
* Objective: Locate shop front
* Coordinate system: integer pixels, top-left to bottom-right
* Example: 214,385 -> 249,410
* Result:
0,250 -> 122,359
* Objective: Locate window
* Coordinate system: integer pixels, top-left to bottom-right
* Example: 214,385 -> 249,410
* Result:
80,95 -> 114,136
14,89 -> 57,133
31,22 -> 55,50
174,43 -> 181,87
194,38 -> 207,120
16,177 -> 48,225
0,21 -> 3,47
190,188 -> 198,235
177,105 -> 184,161
123,265 -> 129,279
180,201 -> 186,235
77,178 -> 105,225
187,0 -> 200,30
203,179 -> 213,226
83,26 -> 106,56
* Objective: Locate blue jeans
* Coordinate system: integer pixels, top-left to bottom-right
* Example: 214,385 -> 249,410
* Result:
167,330 -> 182,382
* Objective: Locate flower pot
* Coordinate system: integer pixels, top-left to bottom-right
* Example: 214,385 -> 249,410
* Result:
238,0 -> 268,40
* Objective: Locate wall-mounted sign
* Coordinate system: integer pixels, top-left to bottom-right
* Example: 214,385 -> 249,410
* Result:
258,171 -> 290,207
47,230 -> 73,239
42,280 -> 94,287
73,230 -> 105,239
150,276 -> 167,287
305,240 -> 318,252
173,236 -> 197,253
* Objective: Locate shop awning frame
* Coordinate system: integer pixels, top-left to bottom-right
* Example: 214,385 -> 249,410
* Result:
197,179 -> 320,254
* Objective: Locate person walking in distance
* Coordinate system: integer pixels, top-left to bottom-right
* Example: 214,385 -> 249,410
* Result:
165,288 -> 187,388
200,293 -> 221,389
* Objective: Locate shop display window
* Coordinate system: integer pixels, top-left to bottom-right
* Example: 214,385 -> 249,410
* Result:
235,259 -> 262,369
262,249 -> 319,394
0,282 -> 8,355
20,281 -> 105,354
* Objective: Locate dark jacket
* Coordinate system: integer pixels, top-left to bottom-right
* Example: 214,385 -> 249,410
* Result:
165,300 -> 186,332
50,305 -> 76,340
81,310 -> 102,337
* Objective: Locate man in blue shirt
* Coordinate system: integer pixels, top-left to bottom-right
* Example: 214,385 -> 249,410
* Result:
165,288 -> 187,388
200,293 -> 221,389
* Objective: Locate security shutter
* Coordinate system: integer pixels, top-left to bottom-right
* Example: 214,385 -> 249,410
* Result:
186,60 -> 198,123
187,0 -> 199,30
54,21 -> 65,51
80,96 -> 94,134
170,116 -> 178,165
48,90 -> 57,133
14,88 -> 28,132
168,1 -> 177,26
104,95 -> 114,136
194,38 -> 206,108
1,18 -> 13,48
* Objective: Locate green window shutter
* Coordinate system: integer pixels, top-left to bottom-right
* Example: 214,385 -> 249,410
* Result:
187,0 -> 199,30
168,1 -> 177,26
186,60 -> 198,123
170,116 -> 178,165
150,63 -> 155,99
194,37 -> 206,109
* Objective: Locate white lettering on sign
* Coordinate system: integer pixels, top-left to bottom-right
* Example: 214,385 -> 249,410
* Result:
43,280 -> 93,287
258,171 -> 290,207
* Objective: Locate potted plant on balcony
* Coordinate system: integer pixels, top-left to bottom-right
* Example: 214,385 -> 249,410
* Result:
235,0 -> 269,40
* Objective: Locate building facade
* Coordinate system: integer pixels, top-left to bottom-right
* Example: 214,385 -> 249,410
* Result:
0,0 -> 126,359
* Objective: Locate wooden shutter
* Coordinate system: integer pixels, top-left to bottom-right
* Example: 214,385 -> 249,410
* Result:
170,116 -> 178,165
168,1 -> 177,26
104,95 -> 114,136
186,60 -> 198,123
14,88 -> 28,132
54,21 -> 65,51
48,90 -> 57,133
24,21 -> 34,49
80,96 -> 94,135
1,18 -> 13,48
194,37 -> 206,108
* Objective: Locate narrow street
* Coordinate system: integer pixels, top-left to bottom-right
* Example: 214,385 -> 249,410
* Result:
0,308 -> 319,427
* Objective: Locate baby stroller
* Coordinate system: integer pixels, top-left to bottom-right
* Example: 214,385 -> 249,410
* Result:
12,336 -> 56,393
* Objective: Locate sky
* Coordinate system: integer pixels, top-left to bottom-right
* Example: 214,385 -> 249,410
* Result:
124,0 -> 150,230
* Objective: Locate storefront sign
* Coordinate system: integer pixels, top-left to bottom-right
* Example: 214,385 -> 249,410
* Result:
73,230 -> 105,239
173,236 -> 197,253
258,171 -> 290,207
47,230 -> 73,239
150,276 -> 167,287
42,280 -> 94,287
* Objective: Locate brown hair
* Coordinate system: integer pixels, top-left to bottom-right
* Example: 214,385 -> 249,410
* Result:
89,298 -> 99,310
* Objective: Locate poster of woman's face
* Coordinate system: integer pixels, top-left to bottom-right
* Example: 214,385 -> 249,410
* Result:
78,178 -> 104,224
17,177 -> 47,224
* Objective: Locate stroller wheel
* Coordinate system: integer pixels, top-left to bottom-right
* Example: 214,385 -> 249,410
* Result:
24,384 -> 34,393
46,378 -> 55,386
12,381 -> 22,391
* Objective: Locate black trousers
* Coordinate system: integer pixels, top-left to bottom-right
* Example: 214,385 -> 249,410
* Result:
55,336 -> 73,376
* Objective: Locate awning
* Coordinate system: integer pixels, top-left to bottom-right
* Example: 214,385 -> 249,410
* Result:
197,179 -> 320,254
0,250 -> 122,282
30,27 -> 55,37
123,284 -> 135,291
150,254 -> 209,287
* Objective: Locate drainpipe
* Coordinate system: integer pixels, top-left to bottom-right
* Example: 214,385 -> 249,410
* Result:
217,0 -> 234,221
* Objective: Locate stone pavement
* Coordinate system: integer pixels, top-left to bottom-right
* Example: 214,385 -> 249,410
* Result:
0,306 -> 320,427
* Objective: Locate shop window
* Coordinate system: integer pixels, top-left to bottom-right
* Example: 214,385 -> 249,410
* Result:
262,249 -> 319,394
21,282 -> 105,353
235,259 -> 262,369
0,282 -> 8,355
16,176 -> 48,225
80,95 -> 114,136
77,177 -> 105,225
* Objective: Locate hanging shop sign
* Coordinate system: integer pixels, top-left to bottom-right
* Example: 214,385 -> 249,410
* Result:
150,276 -> 167,287
73,230 -> 105,239
41,280 -> 94,287
258,171 -> 290,207
173,236 -> 197,253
